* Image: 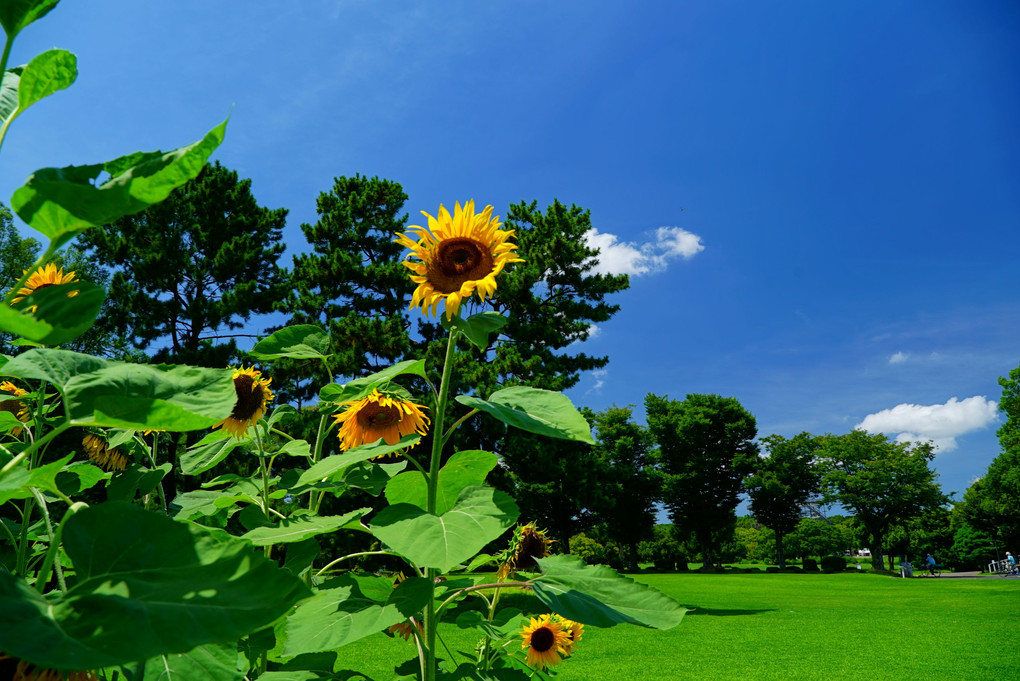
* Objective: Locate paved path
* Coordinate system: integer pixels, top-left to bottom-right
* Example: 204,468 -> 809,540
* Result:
913,571 -> 1020,580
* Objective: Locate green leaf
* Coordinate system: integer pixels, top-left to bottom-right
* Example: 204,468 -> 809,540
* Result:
55,461 -> 108,496
369,486 -> 519,572
0,453 -> 71,504
241,508 -> 370,546
0,0 -> 60,38
0,346 -> 107,388
169,484 -> 258,523
105,462 -> 170,502
386,450 -> 496,515
443,311 -> 508,350
0,411 -> 24,432
283,538 -> 320,577
6,281 -> 105,346
0,502 -> 310,670
276,438 -> 312,458
250,324 -> 331,360
284,575 -> 431,655
11,118 -> 227,249
318,359 -> 428,404
294,435 -> 419,488
456,387 -> 594,444
531,554 -> 687,629
18,48 -> 76,111
141,642 -> 243,681
181,430 -> 243,475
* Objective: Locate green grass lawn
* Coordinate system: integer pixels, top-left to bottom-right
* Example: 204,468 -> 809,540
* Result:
324,572 -> 1019,680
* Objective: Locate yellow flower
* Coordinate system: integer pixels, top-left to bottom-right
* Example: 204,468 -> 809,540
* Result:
498,522 -> 553,578
0,651 -> 99,681
333,388 -> 429,453
10,263 -> 79,312
82,434 -> 128,471
213,366 -> 274,438
0,381 -> 30,436
558,617 -> 584,656
520,614 -> 570,670
395,200 -> 523,320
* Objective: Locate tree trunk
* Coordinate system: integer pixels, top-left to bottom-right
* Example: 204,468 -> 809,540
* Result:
776,535 -> 786,570
887,554 -> 895,571
870,534 -> 884,572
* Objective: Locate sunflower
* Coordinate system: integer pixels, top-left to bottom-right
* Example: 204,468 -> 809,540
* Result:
394,200 -> 523,320
557,617 -> 584,656
520,614 -> 570,670
10,263 -> 79,311
0,381 -> 31,436
81,434 -> 128,472
0,652 -> 99,681
213,366 -> 274,438
387,619 -> 423,641
498,522 -> 554,578
332,388 -> 429,453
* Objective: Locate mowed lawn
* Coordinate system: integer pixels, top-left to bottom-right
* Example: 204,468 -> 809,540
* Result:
324,572 -> 1019,680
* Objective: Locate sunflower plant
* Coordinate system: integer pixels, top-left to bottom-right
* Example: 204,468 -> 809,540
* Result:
0,3 -> 686,680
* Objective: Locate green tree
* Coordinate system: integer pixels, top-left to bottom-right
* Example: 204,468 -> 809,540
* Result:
277,174 -> 415,403
785,518 -> 850,562
78,161 -> 289,367
818,430 -> 947,572
645,393 -> 759,568
744,432 -> 821,569
588,406 -> 661,568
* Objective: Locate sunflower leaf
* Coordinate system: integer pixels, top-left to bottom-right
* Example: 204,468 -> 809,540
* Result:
141,642 -> 242,681
369,485 -> 518,572
293,435 -> 420,490
385,449 -> 496,515
531,554 -> 688,629
455,387 -> 595,444
241,508 -> 371,546
250,325 -> 331,360
319,359 -> 428,404
9,281 -> 105,346
442,311 -> 507,350
0,0 -> 61,38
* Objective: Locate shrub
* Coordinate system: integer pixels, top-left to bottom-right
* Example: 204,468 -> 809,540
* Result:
802,558 -> 818,571
570,532 -> 608,565
820,555 -> 847,572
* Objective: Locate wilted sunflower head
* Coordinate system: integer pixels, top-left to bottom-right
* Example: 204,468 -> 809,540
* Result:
394,200 -> 523,320
0,651 -> 100,681
520,614 -> 569,670
498,522 -> 553,577
332,388 -> 429,454
10,263 -> 79,311
82,434 -> 128,471
386,619 -> 423,641
214,366 -> 274,438
0,381 -> 30,436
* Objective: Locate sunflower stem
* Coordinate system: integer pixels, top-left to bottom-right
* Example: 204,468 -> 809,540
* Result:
423,327 -> 460,681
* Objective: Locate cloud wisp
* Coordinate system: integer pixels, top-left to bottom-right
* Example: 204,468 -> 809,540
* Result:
856,396 -> 999,452
584,226 -> 704,276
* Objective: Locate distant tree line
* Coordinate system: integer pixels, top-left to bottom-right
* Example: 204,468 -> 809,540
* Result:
2,162 -> 1016,573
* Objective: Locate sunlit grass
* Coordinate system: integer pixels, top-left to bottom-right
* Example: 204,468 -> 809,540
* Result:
326,572 -> 1019,680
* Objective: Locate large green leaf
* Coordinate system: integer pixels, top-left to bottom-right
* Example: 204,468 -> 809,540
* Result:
0,502 -> 310,670
4,281 -> 105,345
456,387 -> 594,444
0,48 -> 76,151
141,642 -> 242,681
0,346 -> 106,387
250,324 -> 330,360
0,0 -> 60,38
181,430 -> 243,475
369,486 -> 518,572
385,449 -> 496,515
0,453 -> 71,504
293,435 -> 419,489
241,508 -> 370,546
531,554 -> 687,629
11,118 -> 227,248
284,575 -> 431,655
318,359 -> 428,404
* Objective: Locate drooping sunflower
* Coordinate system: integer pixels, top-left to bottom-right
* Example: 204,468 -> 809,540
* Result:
498,522 -> 554,578
332,388 -> 429,453
0,381 -> 31,436
10,263 -> 79,311
214,366 -> 274,438
81,434 -> 128,472
386,619 -> 423,642
557,616 -> 584,656
520,614 -> 570,670
0,651 -> 99,681
394,200 -> 523,320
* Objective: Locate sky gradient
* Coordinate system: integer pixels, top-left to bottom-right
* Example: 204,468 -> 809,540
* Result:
2,1 -> 1018,505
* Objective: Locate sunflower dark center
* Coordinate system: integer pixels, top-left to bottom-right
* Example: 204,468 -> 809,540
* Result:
426,238 -> 496,293
531,627 -> 555,652
359,403 -> 401,429
230,374 -> 265,420
514,528 -> 549,571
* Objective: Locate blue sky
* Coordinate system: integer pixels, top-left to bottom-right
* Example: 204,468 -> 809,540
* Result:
2,1 -> 1018,504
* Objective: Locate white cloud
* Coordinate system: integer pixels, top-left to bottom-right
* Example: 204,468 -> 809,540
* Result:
583,226 -> 704,276
856,396 -> 999,452
585,369 -> 607,396
889,352 -> 909,364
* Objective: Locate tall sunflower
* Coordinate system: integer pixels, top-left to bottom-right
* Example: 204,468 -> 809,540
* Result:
10,263 -> 79,311
520,614 -> 570,670
82,434 -> 128,472
0,381 -> 30,437
0,651 -> 99,681
214,367 -> 275,438
394,200 -> 523,320
333,388 -> 429,453
498,522 -> 553,578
